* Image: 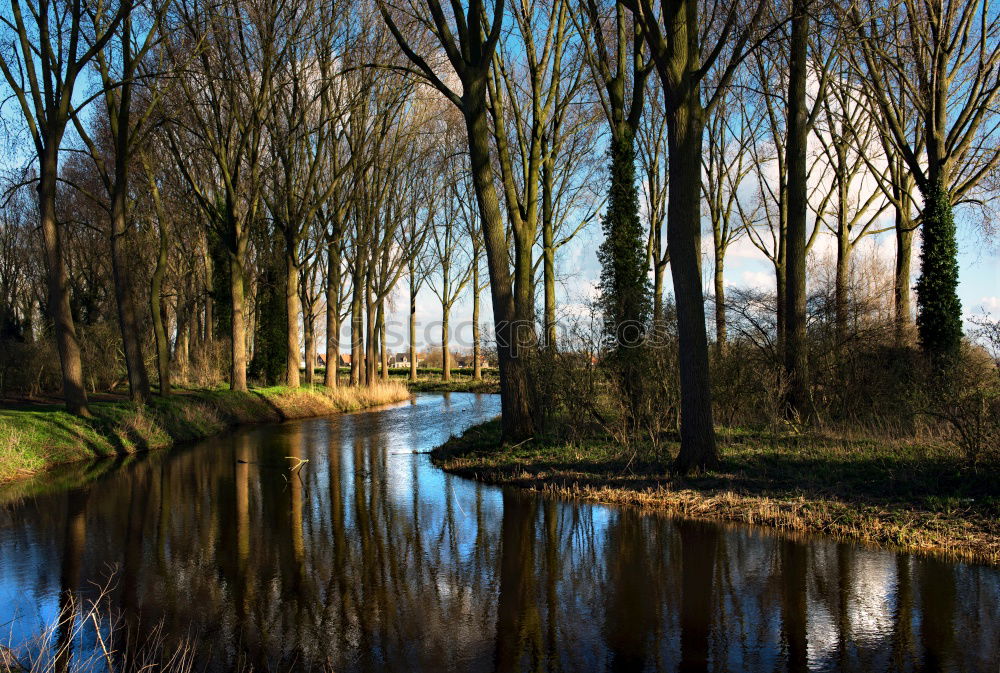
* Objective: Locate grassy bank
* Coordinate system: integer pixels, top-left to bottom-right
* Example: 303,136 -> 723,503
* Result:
0,382 -> 410,484
403,374 -> 500,393
388,368 -> 501,393
433,420 -> 1000,565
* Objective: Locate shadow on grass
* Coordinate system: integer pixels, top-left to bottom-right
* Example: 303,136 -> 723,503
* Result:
434,421 -> 1000,521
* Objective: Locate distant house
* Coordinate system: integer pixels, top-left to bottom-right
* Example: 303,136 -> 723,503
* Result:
338,353 -> 351,368
456,352 -> 489,369
316,354 -> 326,368
390,352 -> 412,368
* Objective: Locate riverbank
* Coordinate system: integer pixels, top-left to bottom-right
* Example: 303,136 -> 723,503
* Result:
404,376 -> 500,393
0,382 -> 411,484
390,368 -> 501,393
432,420 -> 1000,565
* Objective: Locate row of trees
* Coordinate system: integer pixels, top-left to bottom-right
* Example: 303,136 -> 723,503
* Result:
0,0 -> 997,469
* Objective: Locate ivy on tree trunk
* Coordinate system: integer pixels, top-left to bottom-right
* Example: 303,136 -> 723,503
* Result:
915,178 -> 962,363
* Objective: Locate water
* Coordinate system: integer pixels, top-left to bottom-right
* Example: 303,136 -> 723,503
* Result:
0,392 -> 997,672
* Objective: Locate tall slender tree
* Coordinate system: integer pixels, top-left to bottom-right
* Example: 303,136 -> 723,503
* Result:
378,0 -> 536,440
630,0 -> 770,471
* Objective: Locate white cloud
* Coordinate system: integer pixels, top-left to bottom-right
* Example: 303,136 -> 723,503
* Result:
740,270 -> 774,291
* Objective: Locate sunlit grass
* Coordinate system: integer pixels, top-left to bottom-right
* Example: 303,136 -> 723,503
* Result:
0,383 -> 412,485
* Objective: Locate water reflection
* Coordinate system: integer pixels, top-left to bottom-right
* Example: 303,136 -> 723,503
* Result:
0,393 -> 996,672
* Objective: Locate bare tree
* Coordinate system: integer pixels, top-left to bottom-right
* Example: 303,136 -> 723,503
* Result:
846,0 -> 1000,360
378,0 -> 535,440
629,0 -> 771,470
69,0 -> 175,401
702,72 -> 758,354
0,0 -> 136,414
429,150 -> 474,382
163,0 -> 286,391
812,67 -> 892,345
638,83 -> 669,323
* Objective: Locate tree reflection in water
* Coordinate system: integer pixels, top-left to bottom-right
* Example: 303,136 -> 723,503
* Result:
0,393 -> 995,673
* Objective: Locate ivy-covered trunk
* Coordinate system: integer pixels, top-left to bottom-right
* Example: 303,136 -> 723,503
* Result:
597,131 -> 650,413
915,178 -> 962,362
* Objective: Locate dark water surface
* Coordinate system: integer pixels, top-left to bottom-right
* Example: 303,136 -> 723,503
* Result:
0,393 -> 997,672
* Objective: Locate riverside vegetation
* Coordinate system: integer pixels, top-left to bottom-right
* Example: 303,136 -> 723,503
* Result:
0,382 -> 409,484
434,419 -> 1000,564
434,302 -> 1000,565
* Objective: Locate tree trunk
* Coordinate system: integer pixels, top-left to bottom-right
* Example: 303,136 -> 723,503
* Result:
653,259 -> 665,328
666,104 -> 718,472
203,238 -> 214,348
463,87 -> 534,441
350,258 -> 364,385
783,0 -> 810,417
776,222 -> 787,352
177,305 -> 191,383
542,159 -> 557,351
835,227 -> 850,347
714,249 -> 726,355
324,238 -> 341,388
304,301 -> 316,385
365,272 -> 376,385
38,147 -> 90,416
110,187 -> 150,402
834,150 -> 850,346
150,209 -> 171,396
229,244 -> 248,392
409,270 -> 418,382
473,258 -> 482,381
442,304 -> 451,382
894,208 -> 915,346
106,29 -> 149,404
285,240 -> 301,388
378,299 -> 388,382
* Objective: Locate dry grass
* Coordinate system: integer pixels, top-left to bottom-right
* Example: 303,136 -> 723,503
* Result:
434,420 -> 1000,566
263,381 -> 410,418
0,575 -> 215,673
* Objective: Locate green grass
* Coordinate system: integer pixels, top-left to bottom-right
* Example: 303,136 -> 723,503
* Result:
0,382 -> 411,484
403,373 -> 500,393
433,420 -> 1000,564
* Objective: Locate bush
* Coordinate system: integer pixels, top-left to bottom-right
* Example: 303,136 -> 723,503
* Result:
919,345 -> 1000,464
